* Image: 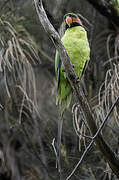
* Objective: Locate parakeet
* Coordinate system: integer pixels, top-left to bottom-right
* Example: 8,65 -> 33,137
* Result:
55,13 -> 90,174
55,13 -> 90,115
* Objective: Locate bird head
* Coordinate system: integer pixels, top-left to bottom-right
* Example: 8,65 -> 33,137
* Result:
64,13 -> 82,30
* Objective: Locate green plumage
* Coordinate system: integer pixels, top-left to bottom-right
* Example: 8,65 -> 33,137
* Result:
55,23 -> 90,115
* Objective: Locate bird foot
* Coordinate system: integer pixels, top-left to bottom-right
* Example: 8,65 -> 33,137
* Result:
72,64 -> 75,68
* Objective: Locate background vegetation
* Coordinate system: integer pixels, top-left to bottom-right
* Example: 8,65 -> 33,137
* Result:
0,0 -> 119,179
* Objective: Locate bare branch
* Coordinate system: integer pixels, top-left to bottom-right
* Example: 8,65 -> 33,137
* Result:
33,0 -> 119,177
66,96 -> 119,180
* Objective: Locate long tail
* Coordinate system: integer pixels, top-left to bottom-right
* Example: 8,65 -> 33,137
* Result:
57,110 -> 63,179
56,92 -> 72,178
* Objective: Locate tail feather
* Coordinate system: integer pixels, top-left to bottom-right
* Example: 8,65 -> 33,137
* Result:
56,92 -> 72,178
57,112 -> 63,178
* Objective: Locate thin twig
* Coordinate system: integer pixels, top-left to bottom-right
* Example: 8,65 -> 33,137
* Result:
51,138 -> 58,168
66,96 -> 119,179
66,140 -> 93,180
103,56 -> 119,67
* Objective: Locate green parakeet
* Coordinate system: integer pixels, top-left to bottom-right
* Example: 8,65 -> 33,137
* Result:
55,13 -> 90,174
55,13 -> 90,115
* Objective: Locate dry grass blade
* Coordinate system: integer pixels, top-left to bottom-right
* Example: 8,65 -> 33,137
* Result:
93,62 -> 119,146
0,16 -> 40,126
72,104 -> 91,151
0,17 -> 40,69
94,26 -> 119,129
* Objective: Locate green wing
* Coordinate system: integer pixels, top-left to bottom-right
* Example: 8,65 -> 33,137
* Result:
55,50 -> 72,116
55,51 -> 61,89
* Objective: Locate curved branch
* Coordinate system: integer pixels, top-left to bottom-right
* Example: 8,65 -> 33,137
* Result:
33,0 -> 119,177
